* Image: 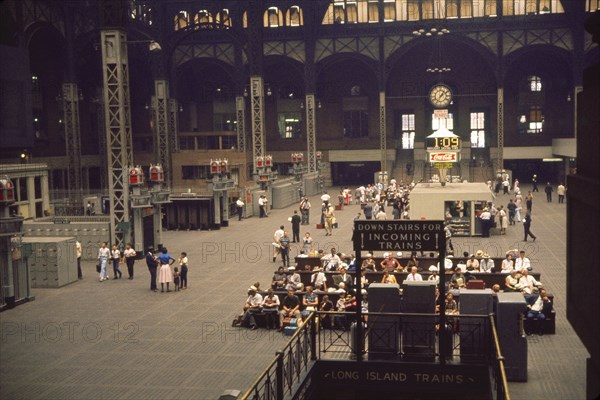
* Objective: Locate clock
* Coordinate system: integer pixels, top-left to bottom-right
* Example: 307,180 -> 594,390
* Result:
429,84 -> 453,108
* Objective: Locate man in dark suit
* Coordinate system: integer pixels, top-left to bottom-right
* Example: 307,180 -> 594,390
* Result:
525,287 -> 550,335
145,247 -> 159,292
291,210 -> 301,242
333,265 -> 353,291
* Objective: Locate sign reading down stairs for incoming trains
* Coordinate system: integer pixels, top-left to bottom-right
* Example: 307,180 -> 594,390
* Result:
353,220 -> 445,252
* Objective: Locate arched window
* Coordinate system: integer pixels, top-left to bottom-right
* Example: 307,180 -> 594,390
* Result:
528,76 -> 542,92
264,7 -> 283,27
194,10 -> 213,29
174,10 -> 189,31
286,5 -> 303,26
216,9 -> 232,28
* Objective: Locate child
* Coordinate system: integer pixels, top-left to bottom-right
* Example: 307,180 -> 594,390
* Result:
178,252 -> 188,290
173,267 -> 180,292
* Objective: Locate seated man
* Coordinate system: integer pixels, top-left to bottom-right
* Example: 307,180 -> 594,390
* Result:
479,254 -> 494,273
333,265 -> 353,290
286,270 -> 304,291
302,286 -> 319,318
278,289 -> 302,331
241,288 -> 263,330
525,287 -> 550,335
519,268 -> 542,295
449,267 -> 466,290
404,266 -> 423,282
310,266 -> 327,291
514,250 -> 532,271
466,254 -> 480,272
261,289 -> 281,329
271,266 -> 287,290
321,247 -> 341,271
319,295 -> 334,329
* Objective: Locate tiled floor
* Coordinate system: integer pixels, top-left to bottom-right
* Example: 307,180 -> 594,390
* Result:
0,185 -> 588,399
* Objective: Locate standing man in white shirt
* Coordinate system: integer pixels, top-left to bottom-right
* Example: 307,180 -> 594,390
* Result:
123,243 -> 137,280
236,198 -> 245,220
258,195 -> 269,218
97,242 -> 110,282
273,225 -> 285,262
557,183 -> 566,204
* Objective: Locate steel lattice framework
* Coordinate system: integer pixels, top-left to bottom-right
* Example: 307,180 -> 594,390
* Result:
305,94 -> 316,173
101,30 -> 133,248
168,98 -> 178,154
153,80 -> 170,186
497,88 -> 504,171
62,82 -> 82,193
250,76 -> 265,173
379,91 -> 387,174
235,96 -> 246,152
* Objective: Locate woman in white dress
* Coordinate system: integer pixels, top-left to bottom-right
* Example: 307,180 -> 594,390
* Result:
499,206 -> 509,235
514,193 -> 523,222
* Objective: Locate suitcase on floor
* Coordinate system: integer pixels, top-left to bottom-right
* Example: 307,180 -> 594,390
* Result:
316,224 -> 324,229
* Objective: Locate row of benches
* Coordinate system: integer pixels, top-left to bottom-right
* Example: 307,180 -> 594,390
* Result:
251,289 -> 555,334
281,269 -> 541,292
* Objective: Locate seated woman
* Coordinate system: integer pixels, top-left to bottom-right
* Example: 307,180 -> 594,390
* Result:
504,269 -> 522,292
501,254 -> 514,273
406,253 -> 419,271
362,254 -> 377,271
381,269 -> 398,284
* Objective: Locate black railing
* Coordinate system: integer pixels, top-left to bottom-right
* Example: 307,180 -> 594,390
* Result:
243,311 -> 510,400
241,313 -> 316,400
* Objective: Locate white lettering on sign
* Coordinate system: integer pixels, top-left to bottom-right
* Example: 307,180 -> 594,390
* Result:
429,152 -> 457,162
366,372 -> 408,381
325,370 -> 472,384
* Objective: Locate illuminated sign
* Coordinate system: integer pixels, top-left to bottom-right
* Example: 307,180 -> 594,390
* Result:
429,152 -> 458,162
426,136 -> 461,150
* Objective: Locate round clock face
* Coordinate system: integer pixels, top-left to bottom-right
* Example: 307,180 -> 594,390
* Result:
429,84 -> 452,108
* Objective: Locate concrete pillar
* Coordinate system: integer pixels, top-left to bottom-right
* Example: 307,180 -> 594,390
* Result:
153,205 -> 163,249
133,208 -> 143,253
213,192 -> 221,228
41,172 -> 50,214
27,176 -> 36,219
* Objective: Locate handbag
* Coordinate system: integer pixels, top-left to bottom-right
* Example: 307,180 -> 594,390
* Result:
96,263 -> 101,273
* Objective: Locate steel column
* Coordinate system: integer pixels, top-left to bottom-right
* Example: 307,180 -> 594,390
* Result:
379,91 -> 387,174
101,29 -> 133,248
95,87 -> 108,190
62,83 -> 82,193
168,98 -> 179,153
153,80 -> 170,186
305,94 -> 316,173
497,88 -> 504,171
235,95 -> 246,152
250,76 -> 265,174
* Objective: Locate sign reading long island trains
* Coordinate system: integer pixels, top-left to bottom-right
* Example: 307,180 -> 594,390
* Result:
353,220 -> 445,251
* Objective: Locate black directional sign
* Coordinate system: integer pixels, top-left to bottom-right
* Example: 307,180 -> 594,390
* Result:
353,220 -> 445,252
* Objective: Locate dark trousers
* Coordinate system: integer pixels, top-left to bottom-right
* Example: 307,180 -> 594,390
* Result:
301,209 -> 309,224
126,259 -> 135,278
77,257 -> 82,279
524,224 -> 536,241
259,205 -> 266,218
281,249 -> 289,267
292,229 -> 300,243
237,206 -> 243,220
113,259 -> 122,277
532,183 -> 538,192
180,265 -> 188,288
558,195 -> 564,204
546,193 -> 552,202
148,266 -> 158,290
481,219 -> 491,237
509,211 -> 515,224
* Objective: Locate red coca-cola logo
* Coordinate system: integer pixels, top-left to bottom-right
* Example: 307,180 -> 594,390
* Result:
430,153 -> 456,162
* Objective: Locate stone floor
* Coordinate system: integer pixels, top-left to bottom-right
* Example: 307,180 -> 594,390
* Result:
0,185 -> 588,399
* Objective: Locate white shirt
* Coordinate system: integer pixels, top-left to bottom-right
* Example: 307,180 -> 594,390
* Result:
519,274 -> 542,294
262,295 -> 280,307
258,197 -> 267,206
274,229 -> 284,242
179,256 -> 188,266
515,257 -> 531,271
480,211 -> 491,220
501,259 -> 514,273
531,295 -> 544,312
311,271 -> 326,287
246,293 -> 263,307
427,274 -> 439,284
76,242 -> 82,258
557,185 -> 566,195
405,273 -> 423,281
123,248 -> 136,258
236,199 -> 244,207
480,259 -> 494,273
376,210 -> 387,220
321,254 -> 341,270
111,249 -> 121,259
98,247 -> 110,258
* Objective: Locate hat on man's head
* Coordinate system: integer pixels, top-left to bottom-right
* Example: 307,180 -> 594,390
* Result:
248,285 -> 258,292
483,208 -> 489,212
476,250 -> 484,257
429,265 -> 438,272
397,252 -> 403,257
482,253 -> 490,259
313,266 -> 321,272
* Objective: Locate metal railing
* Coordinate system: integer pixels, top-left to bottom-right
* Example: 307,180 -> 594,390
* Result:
241,313 -> 316,400
243,311 -> 510,400
490,314 -> 511,400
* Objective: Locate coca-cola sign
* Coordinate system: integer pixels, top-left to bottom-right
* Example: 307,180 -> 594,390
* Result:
429,152 -> 457,162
